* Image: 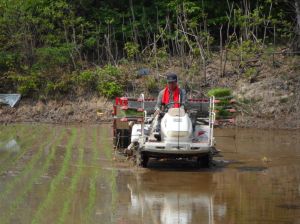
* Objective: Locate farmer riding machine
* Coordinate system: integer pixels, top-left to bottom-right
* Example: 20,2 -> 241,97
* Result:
112,70 -> 235,168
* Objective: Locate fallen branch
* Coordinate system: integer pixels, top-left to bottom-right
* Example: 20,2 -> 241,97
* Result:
235,105 -> 252,116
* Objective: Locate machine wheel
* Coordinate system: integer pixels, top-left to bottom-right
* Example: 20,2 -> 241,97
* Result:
135,147 -> 148,168
198,151 -> 213,168
137,153 -> 148,167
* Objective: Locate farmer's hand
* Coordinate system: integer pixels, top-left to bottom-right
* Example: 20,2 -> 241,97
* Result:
154,109 -> 161,116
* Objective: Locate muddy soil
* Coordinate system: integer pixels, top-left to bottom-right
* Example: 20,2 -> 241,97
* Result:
0,124 -> 299,224
0,96 -> 114,124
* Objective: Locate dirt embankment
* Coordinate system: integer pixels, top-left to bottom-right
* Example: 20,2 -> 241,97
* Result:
231,77 -> 300,130
0,75 -> 299,130
0,96 -> 114,124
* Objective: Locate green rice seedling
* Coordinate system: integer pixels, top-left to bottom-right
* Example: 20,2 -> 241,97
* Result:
16,124 -> 30,136
84,129 -> 100,224
58,129 -> 85,224
0,125 -> 23,148
121,110 -> 143,117
31,128 -> 77,224
207,88 -> 231,97
91,129 -> 100,174
209,106 -> 225,111
100,130 -> 113,162
0,125 -> 13,140
0,125 -> 34,161
218,99 -> 232,105
0,128 -> 56,201
0,125 -> 42,173
100,129 -> 117,214
216,111 -> 233,119
0,129 -> 65,224
84,179 -> 96,224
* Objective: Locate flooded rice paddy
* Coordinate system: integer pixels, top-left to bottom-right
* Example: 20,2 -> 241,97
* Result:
0,124 -> 299,224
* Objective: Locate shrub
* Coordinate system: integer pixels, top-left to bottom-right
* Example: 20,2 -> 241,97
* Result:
245,68 -> 257,77
98,82 -> 123,99
124,42 -> 140,59
279,97 -> 288,103
0,51 -> 19,73
144,76 -> 158,92
68,107 -> 74,115
96,64 -> 124,98
161,79 -> 167,85
32,45 -> 71,71
9,71 -> 41,96
72,71 -> 97,88
45,74 -> 72,95
239,98 -> 250,104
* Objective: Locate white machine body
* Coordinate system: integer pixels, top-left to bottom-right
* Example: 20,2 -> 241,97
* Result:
140,108 -> 213,154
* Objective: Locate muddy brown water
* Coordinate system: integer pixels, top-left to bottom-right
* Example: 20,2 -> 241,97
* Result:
0,124 -> 299,224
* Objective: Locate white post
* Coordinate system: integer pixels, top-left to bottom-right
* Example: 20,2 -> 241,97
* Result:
140,94 -> 145,140
209,96 -> 215,146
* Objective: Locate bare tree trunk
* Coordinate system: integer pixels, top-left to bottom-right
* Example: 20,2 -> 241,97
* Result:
97,21 -> 101,65
220,26 -> 223,78
63,24 -> 78,74
196,37 -> 206,83
223,40 -> 228,76
295,0 -> 300,33
167,16 -> 175,57
154,34 -> 159,80
72,26 -> 84,70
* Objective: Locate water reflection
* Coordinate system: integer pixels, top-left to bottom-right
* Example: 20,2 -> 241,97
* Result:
0,139 -> 20,153
119,171 -> 226,224
116,128 -> 300,224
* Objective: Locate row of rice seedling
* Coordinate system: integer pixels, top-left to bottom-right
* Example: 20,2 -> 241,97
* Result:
0,128 -> 56,201
0,125 -> 14,141
0,125 -> 36,164
0,125 -> 24,148
0,125 -> 45,175
0,128 -> 66,224
31,128 -> 77,224
100,129 -> 117,215
57,129 -> 86,224
84,129 -> 100,224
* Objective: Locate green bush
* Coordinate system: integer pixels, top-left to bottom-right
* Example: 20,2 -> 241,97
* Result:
279,97 -> 288,103
98,82 -> 123,99
32,45 -> 71,71
124,42 -> 140,59
72,71 -> 97,87
144,76 -> 158,92
9,72 -> 41,96
245,68 -> 257,77
242,98 -> 250,104
98,64 -> 122,82
161,79 -> 167,85
0,51 -> 19,73
46,74 -> 72,94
